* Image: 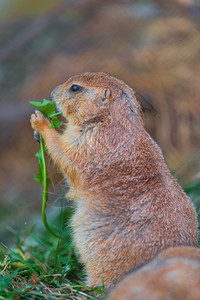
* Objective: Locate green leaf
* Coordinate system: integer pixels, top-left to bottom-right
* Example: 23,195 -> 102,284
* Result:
30,99 -> 63,129
29,99 -> 56,116
50,115 -> 63,129
34,149 -> 44,185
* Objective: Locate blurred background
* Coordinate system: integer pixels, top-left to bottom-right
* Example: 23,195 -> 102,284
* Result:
0,0 -> 200,243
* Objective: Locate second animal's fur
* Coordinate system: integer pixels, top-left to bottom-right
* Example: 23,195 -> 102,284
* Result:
30,72 -> 198,287
108,246 -> 200,300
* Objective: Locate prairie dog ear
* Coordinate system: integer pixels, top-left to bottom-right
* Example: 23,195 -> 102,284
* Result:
135,91 -> 157,115
122,87 -> 144,125
100,88 -> 110,105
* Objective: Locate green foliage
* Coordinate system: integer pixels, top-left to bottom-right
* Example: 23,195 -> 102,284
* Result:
0,208 -> 104,299
184,179 -> 200,200
30,99 -> 64,239
29,99 -> 63,129
184,179 -> 200,236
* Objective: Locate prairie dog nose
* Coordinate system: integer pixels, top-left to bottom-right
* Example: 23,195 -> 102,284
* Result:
51,85 -> 61,100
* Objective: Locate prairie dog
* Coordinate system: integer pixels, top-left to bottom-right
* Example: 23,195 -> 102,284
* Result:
108,246 -> 200,300
30,72 -> 198,287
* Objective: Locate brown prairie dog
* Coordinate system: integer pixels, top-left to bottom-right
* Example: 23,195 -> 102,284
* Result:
30,72 -> 198,287
108,246 -> 200,300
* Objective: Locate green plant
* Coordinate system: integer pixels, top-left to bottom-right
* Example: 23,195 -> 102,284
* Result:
184,178 -> 200,236
29,99 -> 64,239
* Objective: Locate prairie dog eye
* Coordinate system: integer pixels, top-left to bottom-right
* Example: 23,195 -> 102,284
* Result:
70,84 -> 83,92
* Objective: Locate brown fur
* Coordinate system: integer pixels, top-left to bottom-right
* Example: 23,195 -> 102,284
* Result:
108,246 -> 200,300
30,72 -> 198,287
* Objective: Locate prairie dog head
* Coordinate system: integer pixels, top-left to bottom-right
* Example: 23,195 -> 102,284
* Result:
51,72 -> 143,127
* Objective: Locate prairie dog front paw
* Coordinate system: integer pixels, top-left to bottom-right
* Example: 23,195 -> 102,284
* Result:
30,110 -> 50,133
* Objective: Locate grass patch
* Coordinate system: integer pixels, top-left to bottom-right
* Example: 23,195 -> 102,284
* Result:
0,207 -> 105,299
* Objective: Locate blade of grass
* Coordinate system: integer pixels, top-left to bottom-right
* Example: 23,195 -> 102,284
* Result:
0,246 -> 4,263
29,233 -> 48,249
1,243 -> 38,275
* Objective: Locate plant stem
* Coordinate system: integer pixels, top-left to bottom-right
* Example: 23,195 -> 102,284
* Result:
40,134 -> 64,240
